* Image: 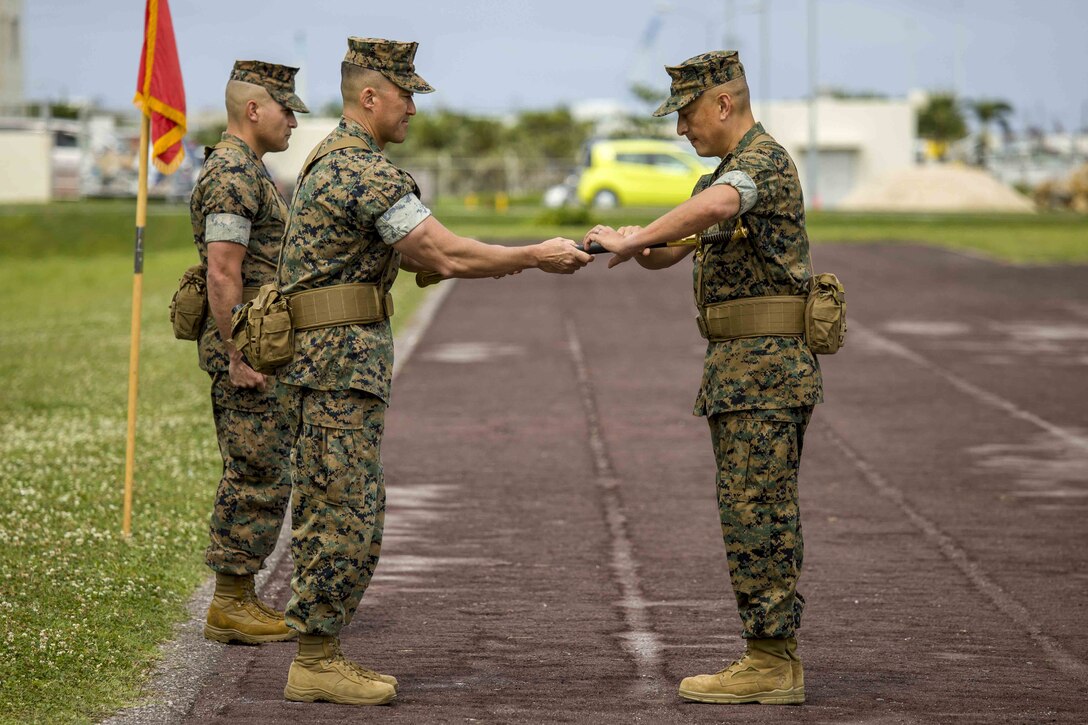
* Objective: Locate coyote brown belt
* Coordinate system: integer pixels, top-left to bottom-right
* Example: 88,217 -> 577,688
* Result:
241,286 -> 261,303
697,295 -> 806,341
287,283 -> 393,331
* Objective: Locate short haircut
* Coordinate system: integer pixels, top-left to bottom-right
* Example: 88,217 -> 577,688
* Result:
340,62 -> 393,107
712,76 -> 750,112
225,79 -> 274,123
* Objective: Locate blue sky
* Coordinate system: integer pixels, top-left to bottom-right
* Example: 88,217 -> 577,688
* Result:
22,0 -> 1088,131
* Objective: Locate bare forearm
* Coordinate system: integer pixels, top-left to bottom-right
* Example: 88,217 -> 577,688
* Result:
635,246 -> 694,270
398,252 -> 429,273
398,217 -> 539,278
621,186 -> 739,256
439,237 -> 538,279
207,269 -> 242,357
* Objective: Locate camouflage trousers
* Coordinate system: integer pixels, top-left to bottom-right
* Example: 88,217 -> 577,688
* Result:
205,372 -> 298,575
284,387 -> 386,636
708,406 -> 813,640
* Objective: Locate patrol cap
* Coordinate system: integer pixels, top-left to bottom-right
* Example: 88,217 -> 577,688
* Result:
343,36 -> 435,94
230,60 -> 310,113
652,50 -> 745,117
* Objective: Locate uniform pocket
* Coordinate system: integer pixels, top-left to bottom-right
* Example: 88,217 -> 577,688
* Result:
296,389 -> 385,507
712,410 -> 803,503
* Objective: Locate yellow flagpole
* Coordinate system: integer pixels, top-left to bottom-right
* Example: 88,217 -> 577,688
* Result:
122,112 -> 151,538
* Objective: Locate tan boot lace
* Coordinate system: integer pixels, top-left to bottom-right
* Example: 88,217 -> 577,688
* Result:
715,656 -> 750,677
345,660 -> 385,681
238,579 -> 282,622
326,641 -> 384,682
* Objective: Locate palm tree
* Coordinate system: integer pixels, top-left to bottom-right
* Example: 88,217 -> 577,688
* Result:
917,93 -> 968,162
970,99 -> 1014,166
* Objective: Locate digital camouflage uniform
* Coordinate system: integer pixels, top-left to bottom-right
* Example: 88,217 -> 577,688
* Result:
190,60 -> 309,577
277,40 -> 434,635
659,53 -> 823,641
191,132 -> 295,576
695,124 -> 822,640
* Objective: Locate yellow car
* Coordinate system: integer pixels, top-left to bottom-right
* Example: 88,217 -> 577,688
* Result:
575,139 -> 717,208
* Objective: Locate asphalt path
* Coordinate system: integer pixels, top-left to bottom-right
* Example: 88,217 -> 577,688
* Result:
127,243 -> 1087,723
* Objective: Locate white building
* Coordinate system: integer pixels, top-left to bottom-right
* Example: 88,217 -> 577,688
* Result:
754,97 -> 915,209
262,115 -> 340,190
0,126 -> 50,202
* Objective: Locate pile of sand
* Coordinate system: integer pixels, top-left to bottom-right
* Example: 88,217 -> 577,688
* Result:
838,165 -> 1035,213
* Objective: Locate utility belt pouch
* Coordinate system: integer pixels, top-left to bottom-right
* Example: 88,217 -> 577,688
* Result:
170,264 -> 208,341
230,283 -> 294,374
804,272 -> 847,354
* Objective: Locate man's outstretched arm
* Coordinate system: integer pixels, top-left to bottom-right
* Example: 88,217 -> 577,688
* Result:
395,215 -> 592,278
583,184 -> 741,268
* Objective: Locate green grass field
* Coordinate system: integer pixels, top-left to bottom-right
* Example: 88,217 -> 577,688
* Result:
0,199 -> 1084,723
0,203 -> 425,724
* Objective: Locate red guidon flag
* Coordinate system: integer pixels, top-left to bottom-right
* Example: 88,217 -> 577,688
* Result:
133,0 -> 186,173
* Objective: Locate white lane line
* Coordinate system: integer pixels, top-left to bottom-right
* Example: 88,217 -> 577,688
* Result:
852,320 -> 1088,453
393,279 -> 458,378
564,318 -> 664,690
821,421 -> 1088,686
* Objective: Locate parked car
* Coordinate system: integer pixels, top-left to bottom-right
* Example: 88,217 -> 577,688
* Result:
575,139 -> 716,208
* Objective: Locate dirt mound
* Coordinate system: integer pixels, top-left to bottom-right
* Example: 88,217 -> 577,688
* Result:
838,165 -> 1035,213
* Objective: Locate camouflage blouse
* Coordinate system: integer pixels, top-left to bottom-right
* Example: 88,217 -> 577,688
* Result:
276,117 -> 419,402
692,123 -> 823,416
190,132 -> 287,373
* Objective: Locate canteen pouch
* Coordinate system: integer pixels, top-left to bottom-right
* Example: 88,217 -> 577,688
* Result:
804,272 -> 847,355
230,283 -> 294,374
170,264 -> 208,341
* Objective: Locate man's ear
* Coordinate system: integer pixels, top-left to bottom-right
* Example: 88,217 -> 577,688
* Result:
716,92 -> 733,120
360,87 -> 376,110
246,99 -> 261,122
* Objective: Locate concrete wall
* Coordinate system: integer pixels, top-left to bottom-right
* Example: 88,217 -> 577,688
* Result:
754,98 -> 915,208
0,129 -> 50,202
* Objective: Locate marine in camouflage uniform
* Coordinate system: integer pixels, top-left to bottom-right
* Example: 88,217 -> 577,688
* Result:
189,60 -> 308,644
584,50 -> 820,705
273,37 -> 434,708
277,37 -> 590,707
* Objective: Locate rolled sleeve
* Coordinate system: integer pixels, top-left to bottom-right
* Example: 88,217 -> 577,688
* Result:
376,193 -> 432,245
712,170 -> 758,216
205,213 -> 252,246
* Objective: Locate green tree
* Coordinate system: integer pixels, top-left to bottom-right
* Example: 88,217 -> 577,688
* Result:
509,107 -> 592,160
917,92 -> 968,161
399,109 -> 504,157
611,83 -> 672,139
969,98 -> 1014,165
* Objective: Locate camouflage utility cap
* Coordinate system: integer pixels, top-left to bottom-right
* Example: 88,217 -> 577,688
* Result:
231,60 -> 309,113
653,50 -> 745,117
344,37 -> 435,94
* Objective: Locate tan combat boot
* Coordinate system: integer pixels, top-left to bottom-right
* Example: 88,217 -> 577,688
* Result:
786,636 -> 804,698
284,635 -> 397,706
203,573 -> 297,644
678,638 -> 804,705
